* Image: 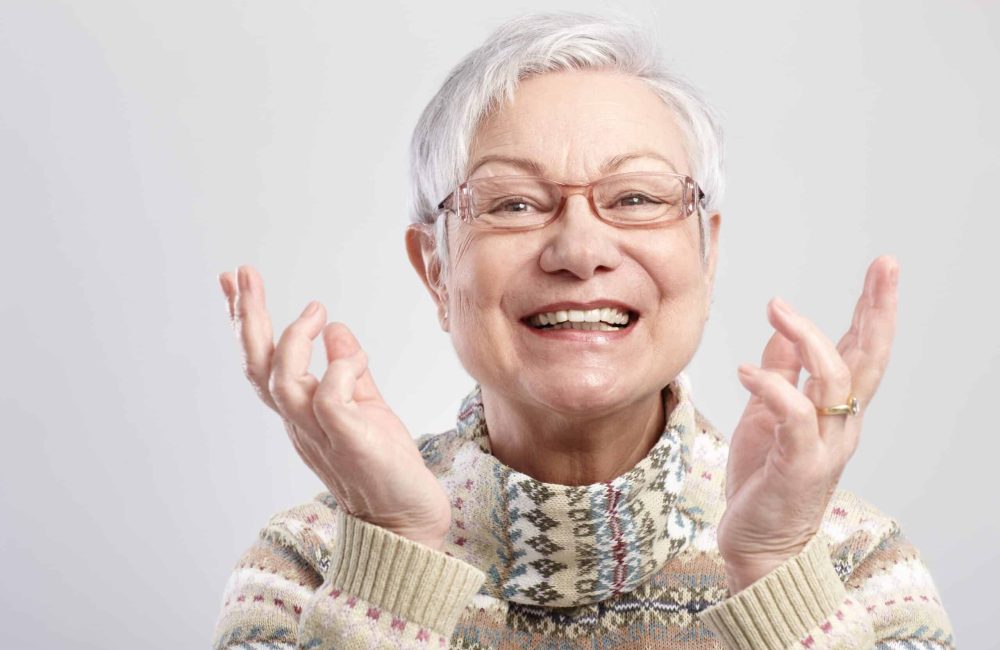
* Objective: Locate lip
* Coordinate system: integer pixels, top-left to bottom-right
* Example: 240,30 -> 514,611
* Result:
518,299 -> 640,343
520,318 -> 637,342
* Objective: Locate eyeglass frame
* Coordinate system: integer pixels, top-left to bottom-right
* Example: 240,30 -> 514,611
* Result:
434,171 -> 706,232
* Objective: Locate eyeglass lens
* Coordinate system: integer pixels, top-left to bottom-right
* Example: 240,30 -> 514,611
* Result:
462,174 -> 689,229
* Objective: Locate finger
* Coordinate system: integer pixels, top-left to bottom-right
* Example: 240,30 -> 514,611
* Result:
838,256 -> 899,399
836,259 -> 878,358
269,299 -> 329,423
218,272 -> 236,322
767,297 -> 852,411
313,346 -> 371,444
737,365 -> 820,456
234,266 -> 278,409
322,322 -> 385,403
760,329 -> 802,388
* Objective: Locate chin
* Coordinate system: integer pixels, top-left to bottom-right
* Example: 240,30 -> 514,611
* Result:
519,370 -> 641,417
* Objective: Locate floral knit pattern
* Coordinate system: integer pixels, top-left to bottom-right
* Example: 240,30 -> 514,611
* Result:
429,382 -> 701,607
211,375 -> 955,649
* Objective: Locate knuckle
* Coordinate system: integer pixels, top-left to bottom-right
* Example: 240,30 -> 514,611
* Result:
792,397 -> 815,423
241,361 -> 261,386
311,393 -> 345,432
268,372 -> 293,403
830,362 -> 852,388
756,367 -> 778,384
234,290 -> 250,315
310,390 -> 332,421
310,386 -> 330,421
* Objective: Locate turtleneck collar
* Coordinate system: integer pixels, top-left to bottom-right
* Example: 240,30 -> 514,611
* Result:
427,374 -> 705,608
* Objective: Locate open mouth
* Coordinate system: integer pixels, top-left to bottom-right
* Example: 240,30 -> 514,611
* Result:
522,306 -> 639,332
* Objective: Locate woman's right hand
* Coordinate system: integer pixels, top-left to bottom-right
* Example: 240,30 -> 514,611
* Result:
218,265 -> 452,550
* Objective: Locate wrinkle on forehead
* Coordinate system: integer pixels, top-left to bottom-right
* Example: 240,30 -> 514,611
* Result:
467,72 -> 692,184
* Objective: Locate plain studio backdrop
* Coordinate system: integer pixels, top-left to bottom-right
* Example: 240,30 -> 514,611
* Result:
2,0 -> 997,647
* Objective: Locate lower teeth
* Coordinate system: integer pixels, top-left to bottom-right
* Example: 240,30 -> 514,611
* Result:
538,322 -> 625,331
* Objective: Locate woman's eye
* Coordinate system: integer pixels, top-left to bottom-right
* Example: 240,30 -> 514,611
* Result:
617,193 -> 659,207
496,197 -> 532,212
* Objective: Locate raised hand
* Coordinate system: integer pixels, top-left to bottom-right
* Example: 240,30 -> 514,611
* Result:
718,255 -> 900,593
218,266 -> 452,550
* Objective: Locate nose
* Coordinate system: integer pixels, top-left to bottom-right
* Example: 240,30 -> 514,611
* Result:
538,193 -> 624,279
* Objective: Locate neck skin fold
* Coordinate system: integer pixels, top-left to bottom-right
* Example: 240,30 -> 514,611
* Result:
479,387 -> 667,485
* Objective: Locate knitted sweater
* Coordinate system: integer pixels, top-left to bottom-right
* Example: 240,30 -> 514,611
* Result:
211,375 -> 955,649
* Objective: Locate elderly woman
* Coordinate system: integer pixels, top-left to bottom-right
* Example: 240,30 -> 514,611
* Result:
211,12 -> 954,650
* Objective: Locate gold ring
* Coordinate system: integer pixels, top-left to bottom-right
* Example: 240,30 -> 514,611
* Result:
816,395 -> 861,416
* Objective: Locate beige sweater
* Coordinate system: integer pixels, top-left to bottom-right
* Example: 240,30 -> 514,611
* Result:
212,375 -> 955,648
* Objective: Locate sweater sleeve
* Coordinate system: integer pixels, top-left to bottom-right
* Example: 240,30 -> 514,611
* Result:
696,527 -> 955,649
211,509 -> 486,649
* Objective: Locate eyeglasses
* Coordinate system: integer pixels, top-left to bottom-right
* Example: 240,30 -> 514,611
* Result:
435,171 -> 705,232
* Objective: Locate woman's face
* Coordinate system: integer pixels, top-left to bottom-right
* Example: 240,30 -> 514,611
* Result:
440,69 -> 719,417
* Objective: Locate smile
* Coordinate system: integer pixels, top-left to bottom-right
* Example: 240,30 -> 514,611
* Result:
520,301 -> 640,336
527,307 -> 631,331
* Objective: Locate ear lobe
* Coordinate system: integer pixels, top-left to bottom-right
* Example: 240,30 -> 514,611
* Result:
706,211 -> 721,280
405,223 -> 449,327
704,211 -> 722,320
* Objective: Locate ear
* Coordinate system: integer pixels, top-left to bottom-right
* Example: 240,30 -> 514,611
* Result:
405,222 -> 449,331
704,211 -> 722,321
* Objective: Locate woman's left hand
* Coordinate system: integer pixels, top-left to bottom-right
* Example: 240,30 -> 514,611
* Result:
717,255 -> 900,594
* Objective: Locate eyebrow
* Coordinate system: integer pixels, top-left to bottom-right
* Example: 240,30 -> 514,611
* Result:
466,150 -> 679,178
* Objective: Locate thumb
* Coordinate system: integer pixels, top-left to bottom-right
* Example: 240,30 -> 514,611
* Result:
760,329 -> 802,388
323,322 -> 362,362
322,322 -> 384,402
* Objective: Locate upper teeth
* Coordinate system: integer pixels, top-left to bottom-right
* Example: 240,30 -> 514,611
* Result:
529,307 -> 630,327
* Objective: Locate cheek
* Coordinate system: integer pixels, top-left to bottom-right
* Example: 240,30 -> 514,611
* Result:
446,227 -> 533,323
448,242 -> 503,322
642,227 -> 710,323
445,236 -> 519,369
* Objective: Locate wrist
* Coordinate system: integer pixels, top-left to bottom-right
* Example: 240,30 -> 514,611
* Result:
387,522 -> 450,552
359,513 -> 450,553
402,533 -> 447,552
724,559 -> 785,594
721,537 -> 816,594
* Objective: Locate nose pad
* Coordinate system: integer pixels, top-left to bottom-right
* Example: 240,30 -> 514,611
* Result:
539,194 -> 623,279
560,189 -> 592,217
553,192 -> 589,222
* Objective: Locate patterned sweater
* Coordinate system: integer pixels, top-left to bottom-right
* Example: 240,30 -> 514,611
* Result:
211,375 -> 955,649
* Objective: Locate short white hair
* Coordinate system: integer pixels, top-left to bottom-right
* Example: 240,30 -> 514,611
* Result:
408,10 -> 725,274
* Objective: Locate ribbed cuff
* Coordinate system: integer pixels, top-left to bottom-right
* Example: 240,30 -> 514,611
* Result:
698,534 -> 847,649
327,510 -> 486,636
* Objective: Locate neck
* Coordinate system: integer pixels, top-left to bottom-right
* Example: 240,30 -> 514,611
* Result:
479,387 -> 666,485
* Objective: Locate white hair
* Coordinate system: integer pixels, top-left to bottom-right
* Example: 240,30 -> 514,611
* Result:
408,10 -> 725,275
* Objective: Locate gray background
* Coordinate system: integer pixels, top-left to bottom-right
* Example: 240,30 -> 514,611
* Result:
2,0 -> 996,647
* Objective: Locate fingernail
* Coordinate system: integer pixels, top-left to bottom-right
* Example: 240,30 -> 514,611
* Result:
891,266 -> 900,287
301,301 -> 319,318
237,267 -> 248,292
773,297 -> 792,315
738,364 -> 755,378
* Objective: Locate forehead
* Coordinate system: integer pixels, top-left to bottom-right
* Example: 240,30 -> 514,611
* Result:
468,69 -> 691,180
